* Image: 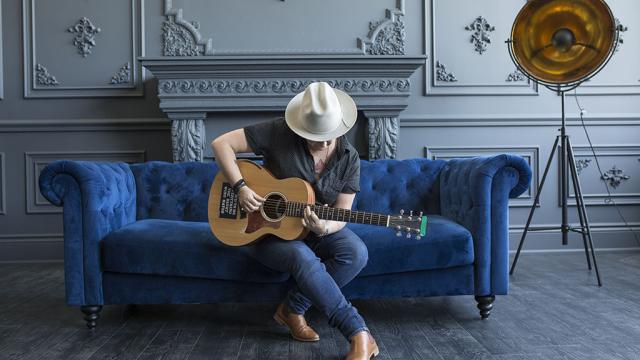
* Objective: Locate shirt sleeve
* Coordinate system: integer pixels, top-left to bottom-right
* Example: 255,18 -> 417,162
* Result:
243,119 -> 278,157
341,151 -> 361,194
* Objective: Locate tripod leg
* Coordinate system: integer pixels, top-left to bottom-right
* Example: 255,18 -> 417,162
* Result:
566,140 -> 592,270
510,135 -> 561,275
567,138 -> 602,286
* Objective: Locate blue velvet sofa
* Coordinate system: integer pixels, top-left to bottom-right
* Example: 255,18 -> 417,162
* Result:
39,155 -> 531,328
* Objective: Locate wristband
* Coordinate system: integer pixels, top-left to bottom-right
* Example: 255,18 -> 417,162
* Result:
321,222 -> 330,237
232,178 -> 246,194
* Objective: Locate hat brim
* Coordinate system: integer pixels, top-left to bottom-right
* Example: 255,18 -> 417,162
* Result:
285,88 -> 357,142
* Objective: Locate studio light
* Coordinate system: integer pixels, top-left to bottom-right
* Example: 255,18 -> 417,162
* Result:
507,0 -> 620,286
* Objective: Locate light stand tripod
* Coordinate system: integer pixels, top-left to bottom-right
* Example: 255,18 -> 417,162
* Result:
505,5 -> 619,286
509,87 -> 601,286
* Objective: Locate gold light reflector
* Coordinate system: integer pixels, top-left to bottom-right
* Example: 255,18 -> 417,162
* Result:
510,0 -> 616,85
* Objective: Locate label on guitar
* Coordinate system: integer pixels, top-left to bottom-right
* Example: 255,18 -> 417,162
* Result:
219,182 -> 239,219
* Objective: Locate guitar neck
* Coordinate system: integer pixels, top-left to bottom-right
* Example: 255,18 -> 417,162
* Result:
285,201 -> 389,227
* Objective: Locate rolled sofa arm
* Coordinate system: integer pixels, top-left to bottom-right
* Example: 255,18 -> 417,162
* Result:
39,160 -> 137,306
438,154 -> 532,296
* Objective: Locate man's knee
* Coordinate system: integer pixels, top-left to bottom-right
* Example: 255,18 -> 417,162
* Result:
286,242 -> 325,276
351,239 -> 369,271
335,235 -> 369,271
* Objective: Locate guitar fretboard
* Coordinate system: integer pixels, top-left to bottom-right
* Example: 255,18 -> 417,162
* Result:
284,201 -> 388,227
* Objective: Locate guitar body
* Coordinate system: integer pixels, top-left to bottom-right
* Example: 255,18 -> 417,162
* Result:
208,160 -> 316,246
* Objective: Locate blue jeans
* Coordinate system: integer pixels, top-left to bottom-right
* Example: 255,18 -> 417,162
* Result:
246,226 -> 369,340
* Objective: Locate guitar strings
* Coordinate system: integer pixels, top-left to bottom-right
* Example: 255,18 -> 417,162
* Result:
243,198 -> 391,225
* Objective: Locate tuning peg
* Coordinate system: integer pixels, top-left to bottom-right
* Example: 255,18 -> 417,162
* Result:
396,231 -> 402,237
415,235 -> 421,240
419,211 -> 423,217
409,210 -> 413,216
399,209 -> 404,215
406,232 -> 411,238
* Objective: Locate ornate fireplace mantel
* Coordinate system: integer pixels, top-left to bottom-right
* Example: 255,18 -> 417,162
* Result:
141,55 -> 425,162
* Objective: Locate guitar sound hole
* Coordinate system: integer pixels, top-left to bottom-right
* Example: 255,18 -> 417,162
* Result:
262,193 -> 287,221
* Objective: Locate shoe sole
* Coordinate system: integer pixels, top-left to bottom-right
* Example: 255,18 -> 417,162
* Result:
372,344 -> 380,358
273,313 -> 320,342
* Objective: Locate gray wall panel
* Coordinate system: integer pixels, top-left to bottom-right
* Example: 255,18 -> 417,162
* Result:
0,1 -> 3,100
0,152 -> 5,215
22,0 -> 145,97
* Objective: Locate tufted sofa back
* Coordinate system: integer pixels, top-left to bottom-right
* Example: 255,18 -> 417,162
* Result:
353,158 -> 444,216
130,158 -> 446,222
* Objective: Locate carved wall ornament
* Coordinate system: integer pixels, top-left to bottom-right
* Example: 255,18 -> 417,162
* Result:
615,18 -> 628,52
171,119 -> 205,162
465,16 -> 495,55
506,69 -> 527,82
159,79 -> 410,95
436,61 -> 457,82
368,117 -> 399,159
163,0 -> 214,56
110,63 -> 131,84
600,165 -> 630,189
358,0 -> 406,55
575,159 -> 592,175
67,17 -> 101,57
35,64 -> 60,86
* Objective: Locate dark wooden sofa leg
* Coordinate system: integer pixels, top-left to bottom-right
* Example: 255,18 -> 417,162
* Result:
80,305 -> 103,329
474,295 -> 495,319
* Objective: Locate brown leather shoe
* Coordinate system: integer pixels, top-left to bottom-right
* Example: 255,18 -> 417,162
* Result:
273,303 -> 320,342
345,330 -> 379,360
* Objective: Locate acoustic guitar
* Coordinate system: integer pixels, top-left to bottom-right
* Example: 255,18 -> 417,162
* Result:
208,160 -> 427,247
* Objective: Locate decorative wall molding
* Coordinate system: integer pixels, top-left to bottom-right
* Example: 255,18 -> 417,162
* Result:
367,117 -> 399,160
23,0 -> 145,97
506,69 -> 526,82
425,0 -> 538,95
35,64 -> 60,86
159,79 -> 410,96
0,153 -> 5,215
465,16 -> 495,55
163,0 -> 403,56
575,159 -> 592,175
170,117 -> 205,162
0,118 -> 170,132
561,145 -> 640,206
400,113 -> 640,127
110,63 -> 131,84
25,150 -> 147,213
163,0 -> 214,56
615,18 -> 628,52
435,61 -> 457,82
601,166 -> 631,189
424,145 -> 540,207
358,0 -> 406,55
67,17 -> 101,58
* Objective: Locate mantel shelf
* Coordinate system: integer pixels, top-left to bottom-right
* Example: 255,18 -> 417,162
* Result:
141,56 -> 425,115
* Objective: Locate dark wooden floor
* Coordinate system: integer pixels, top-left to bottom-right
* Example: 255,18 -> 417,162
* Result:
1,251 -> 640,360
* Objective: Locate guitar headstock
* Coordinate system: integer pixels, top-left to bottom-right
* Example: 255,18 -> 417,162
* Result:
388,209 -> 427,240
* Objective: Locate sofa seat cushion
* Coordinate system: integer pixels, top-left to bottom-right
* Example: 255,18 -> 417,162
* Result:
349,215 -> 474,277
101,219 -> 289,283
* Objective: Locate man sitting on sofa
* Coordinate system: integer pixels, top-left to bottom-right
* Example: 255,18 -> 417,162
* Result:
211,82 -> 379,360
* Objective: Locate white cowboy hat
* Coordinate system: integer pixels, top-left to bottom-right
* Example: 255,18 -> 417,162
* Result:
285,81 -> 357,142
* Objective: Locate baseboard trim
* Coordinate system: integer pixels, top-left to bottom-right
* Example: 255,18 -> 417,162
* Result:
0,259 -> 64,264
510,247 -> 640,254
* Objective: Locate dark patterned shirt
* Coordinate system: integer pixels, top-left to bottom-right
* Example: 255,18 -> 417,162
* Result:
243,118 -> 360,206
